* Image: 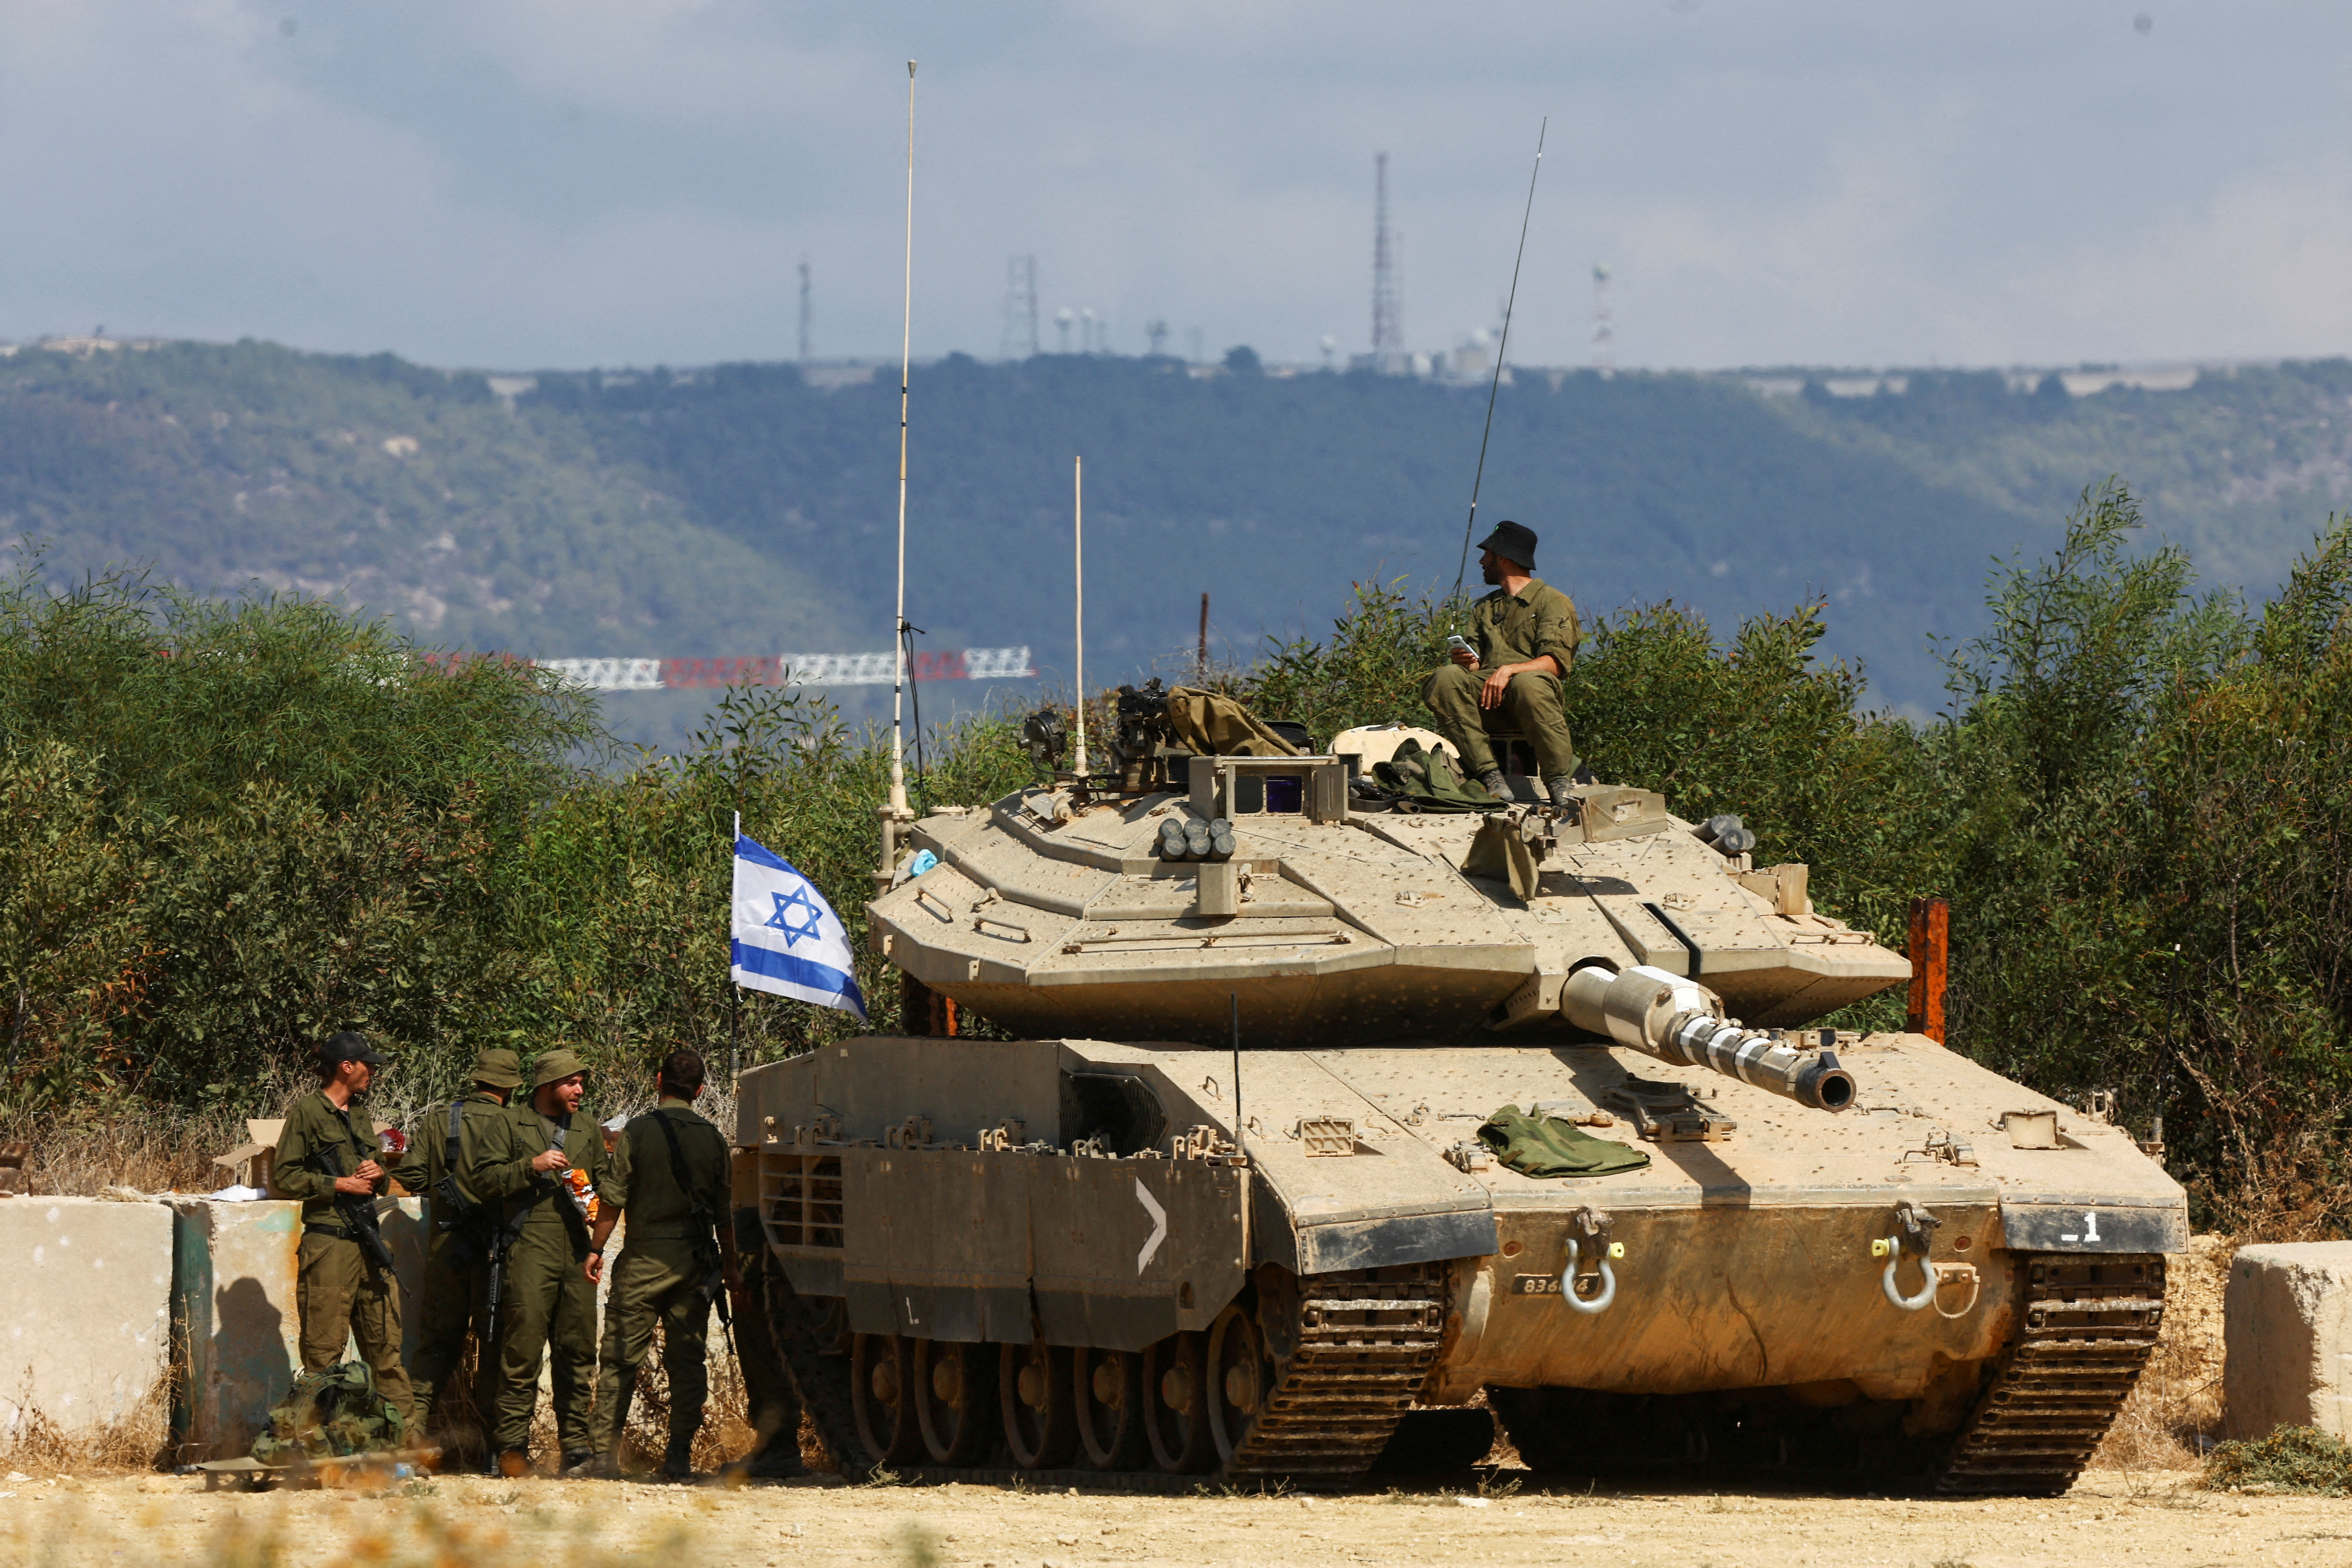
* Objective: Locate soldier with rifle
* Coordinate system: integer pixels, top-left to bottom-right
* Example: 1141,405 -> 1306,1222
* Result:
580,1047 -> 773,1480
468,1047 -> 604,1476
272,1030 -> 427,1433
406,1046 -> 524,1459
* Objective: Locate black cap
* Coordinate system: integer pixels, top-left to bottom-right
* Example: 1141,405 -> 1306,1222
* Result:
1477,521 -> 1538,571
318,1030 -> 387,1068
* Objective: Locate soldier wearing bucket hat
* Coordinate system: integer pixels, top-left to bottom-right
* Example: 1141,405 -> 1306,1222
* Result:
1419,519 -> 1583,807
407,1046 -> 525,1459
465,1047 -> 605,1474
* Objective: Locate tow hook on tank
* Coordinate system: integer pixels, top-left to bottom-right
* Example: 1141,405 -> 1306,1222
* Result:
1560,1207 -> 1624,1316
1871,1200 -> 1943,1312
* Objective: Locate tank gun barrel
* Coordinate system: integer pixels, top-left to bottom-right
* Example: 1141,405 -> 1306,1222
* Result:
1562,964 -> 1856,1112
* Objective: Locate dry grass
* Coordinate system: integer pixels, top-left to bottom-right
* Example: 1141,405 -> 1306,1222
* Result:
0,1323 -> 177,1475
0,1495 -> 698,1568
2092,1232 -> 2231,1473
0,1102 -> 258,1196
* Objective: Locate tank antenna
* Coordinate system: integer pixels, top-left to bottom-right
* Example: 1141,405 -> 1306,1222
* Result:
878,60 -> 918,891
1449,117 -> 1546,621
1230,991 -> 1243,1143
1072,454 -> 1089,778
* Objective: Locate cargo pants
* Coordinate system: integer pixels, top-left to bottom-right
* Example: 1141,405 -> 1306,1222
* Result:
407,1231 -> 495,1438
295,1230 -> 418,1431
1420,662 -> 1577,780
590,1240 -> 713,1454
492,1225 -> 599,1457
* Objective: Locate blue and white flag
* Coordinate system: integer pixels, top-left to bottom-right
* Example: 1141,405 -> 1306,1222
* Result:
731,830 -> 867,1021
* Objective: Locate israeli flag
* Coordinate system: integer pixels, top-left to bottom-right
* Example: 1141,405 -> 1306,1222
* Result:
731,829 -> 868,1021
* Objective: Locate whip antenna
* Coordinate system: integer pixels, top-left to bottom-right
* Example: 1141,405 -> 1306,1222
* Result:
1072,454 -> 1089,777
877,60 -> 918,890
1450,118 -> 1547,618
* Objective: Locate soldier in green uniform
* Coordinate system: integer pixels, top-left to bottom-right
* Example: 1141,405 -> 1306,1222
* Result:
582,1047 -> 745,1480
272,1031 -> 428,1433
407,1046 -> 524,1454
1420,519 -> 1583,807
467,1047 -> 603,1475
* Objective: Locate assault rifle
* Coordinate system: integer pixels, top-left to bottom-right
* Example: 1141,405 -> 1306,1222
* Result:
310,1140 -> 399,1278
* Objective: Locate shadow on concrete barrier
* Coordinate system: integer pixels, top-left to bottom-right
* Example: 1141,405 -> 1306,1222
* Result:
167,1195 -> 425,1461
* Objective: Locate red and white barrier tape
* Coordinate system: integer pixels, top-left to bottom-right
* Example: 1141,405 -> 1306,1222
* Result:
423,648 -> 1035,691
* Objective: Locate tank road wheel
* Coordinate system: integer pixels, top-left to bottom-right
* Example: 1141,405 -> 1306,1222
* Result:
914,1339 -> 998,1467
850,1333 -> 924,1466
1142,1331 -> 1216,1474
1206,1305 -> 1275,1466
999,1339 -> 1079,1470
1073,1346 -> 1149,1472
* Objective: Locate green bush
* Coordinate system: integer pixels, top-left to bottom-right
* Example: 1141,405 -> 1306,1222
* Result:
1,483 -> 2348,1235
2204,1425 -> 2352,1495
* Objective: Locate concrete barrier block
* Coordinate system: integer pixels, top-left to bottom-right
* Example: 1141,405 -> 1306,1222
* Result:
2226,1241 -> 2352,1438
168,1198 -> 300,1459
0,1197 -> 172,1441
169,1196 -> 428,1459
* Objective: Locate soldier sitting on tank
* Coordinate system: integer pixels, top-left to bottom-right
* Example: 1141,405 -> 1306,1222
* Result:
1419,519 -> 1581,806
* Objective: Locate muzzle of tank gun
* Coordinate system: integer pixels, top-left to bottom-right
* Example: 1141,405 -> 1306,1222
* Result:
1561,964 -> 1856,1112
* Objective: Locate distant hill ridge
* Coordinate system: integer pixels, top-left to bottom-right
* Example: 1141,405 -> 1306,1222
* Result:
4,337 -> 2347,734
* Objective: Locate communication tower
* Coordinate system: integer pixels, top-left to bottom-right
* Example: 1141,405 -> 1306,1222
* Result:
1591,263 -> 1615,377
1001,255 -> 1039,361
1372,152 -> 1403,363
797,256 -> 812,362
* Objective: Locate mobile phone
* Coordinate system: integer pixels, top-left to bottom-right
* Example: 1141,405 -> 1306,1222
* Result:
1445,634 -> 1475,657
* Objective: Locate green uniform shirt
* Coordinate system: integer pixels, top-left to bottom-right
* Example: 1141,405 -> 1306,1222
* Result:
1470,577 -> 1580,676
271,1088 -> 426,1232
417,1089 -> 508,1220
598,1098 -> 729,1244
467,1095 -> 606,1251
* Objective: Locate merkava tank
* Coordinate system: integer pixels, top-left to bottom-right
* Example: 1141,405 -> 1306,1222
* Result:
728,685 -> 2183,1494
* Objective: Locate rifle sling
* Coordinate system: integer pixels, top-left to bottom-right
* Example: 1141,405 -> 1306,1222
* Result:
648,1111 -> 719,1263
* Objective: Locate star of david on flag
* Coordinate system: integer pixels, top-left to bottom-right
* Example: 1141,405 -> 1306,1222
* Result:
731,829 -> 867,1021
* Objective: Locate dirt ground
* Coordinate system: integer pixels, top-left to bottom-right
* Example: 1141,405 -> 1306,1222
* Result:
1,1466 -> 2345,1568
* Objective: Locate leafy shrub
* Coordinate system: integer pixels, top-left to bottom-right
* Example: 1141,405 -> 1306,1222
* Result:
2204,1424 -> 2352,1495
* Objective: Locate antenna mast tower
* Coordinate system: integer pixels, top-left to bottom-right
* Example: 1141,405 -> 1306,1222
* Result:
1372,152 -> 1402,365
1591,263 -> 1615,376
798,256 -> 812,362
1001,255 -> 1039,361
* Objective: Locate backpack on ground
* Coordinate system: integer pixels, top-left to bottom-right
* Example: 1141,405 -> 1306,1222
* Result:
251,1360 -> 405,1464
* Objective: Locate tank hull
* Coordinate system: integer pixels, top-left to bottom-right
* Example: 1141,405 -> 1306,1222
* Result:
731,1029 -> 2181,1491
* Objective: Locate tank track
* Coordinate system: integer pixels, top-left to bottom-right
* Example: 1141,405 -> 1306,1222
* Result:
746,1251 -> 880,1477
1226,1267 -> 1449,1479
748,1256 -> 1446,1486
1930,1251 -> 2167,1496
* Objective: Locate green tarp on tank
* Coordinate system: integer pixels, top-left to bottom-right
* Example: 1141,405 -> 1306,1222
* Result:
1478,1105 -> 1651,1178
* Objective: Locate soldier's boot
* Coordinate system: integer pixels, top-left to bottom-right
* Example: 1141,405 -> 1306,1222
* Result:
1479,769 -> 1512,802
599,1371 -> 637,1477
658,1435 -> 698,1481
563,1450 -> 616,1479
494,1449 -> 531,1478
1547,775 -> 1577,811
560,1448 -> 595,1475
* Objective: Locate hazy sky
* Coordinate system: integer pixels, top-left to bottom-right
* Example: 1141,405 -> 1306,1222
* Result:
4,2 -> 2349,372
